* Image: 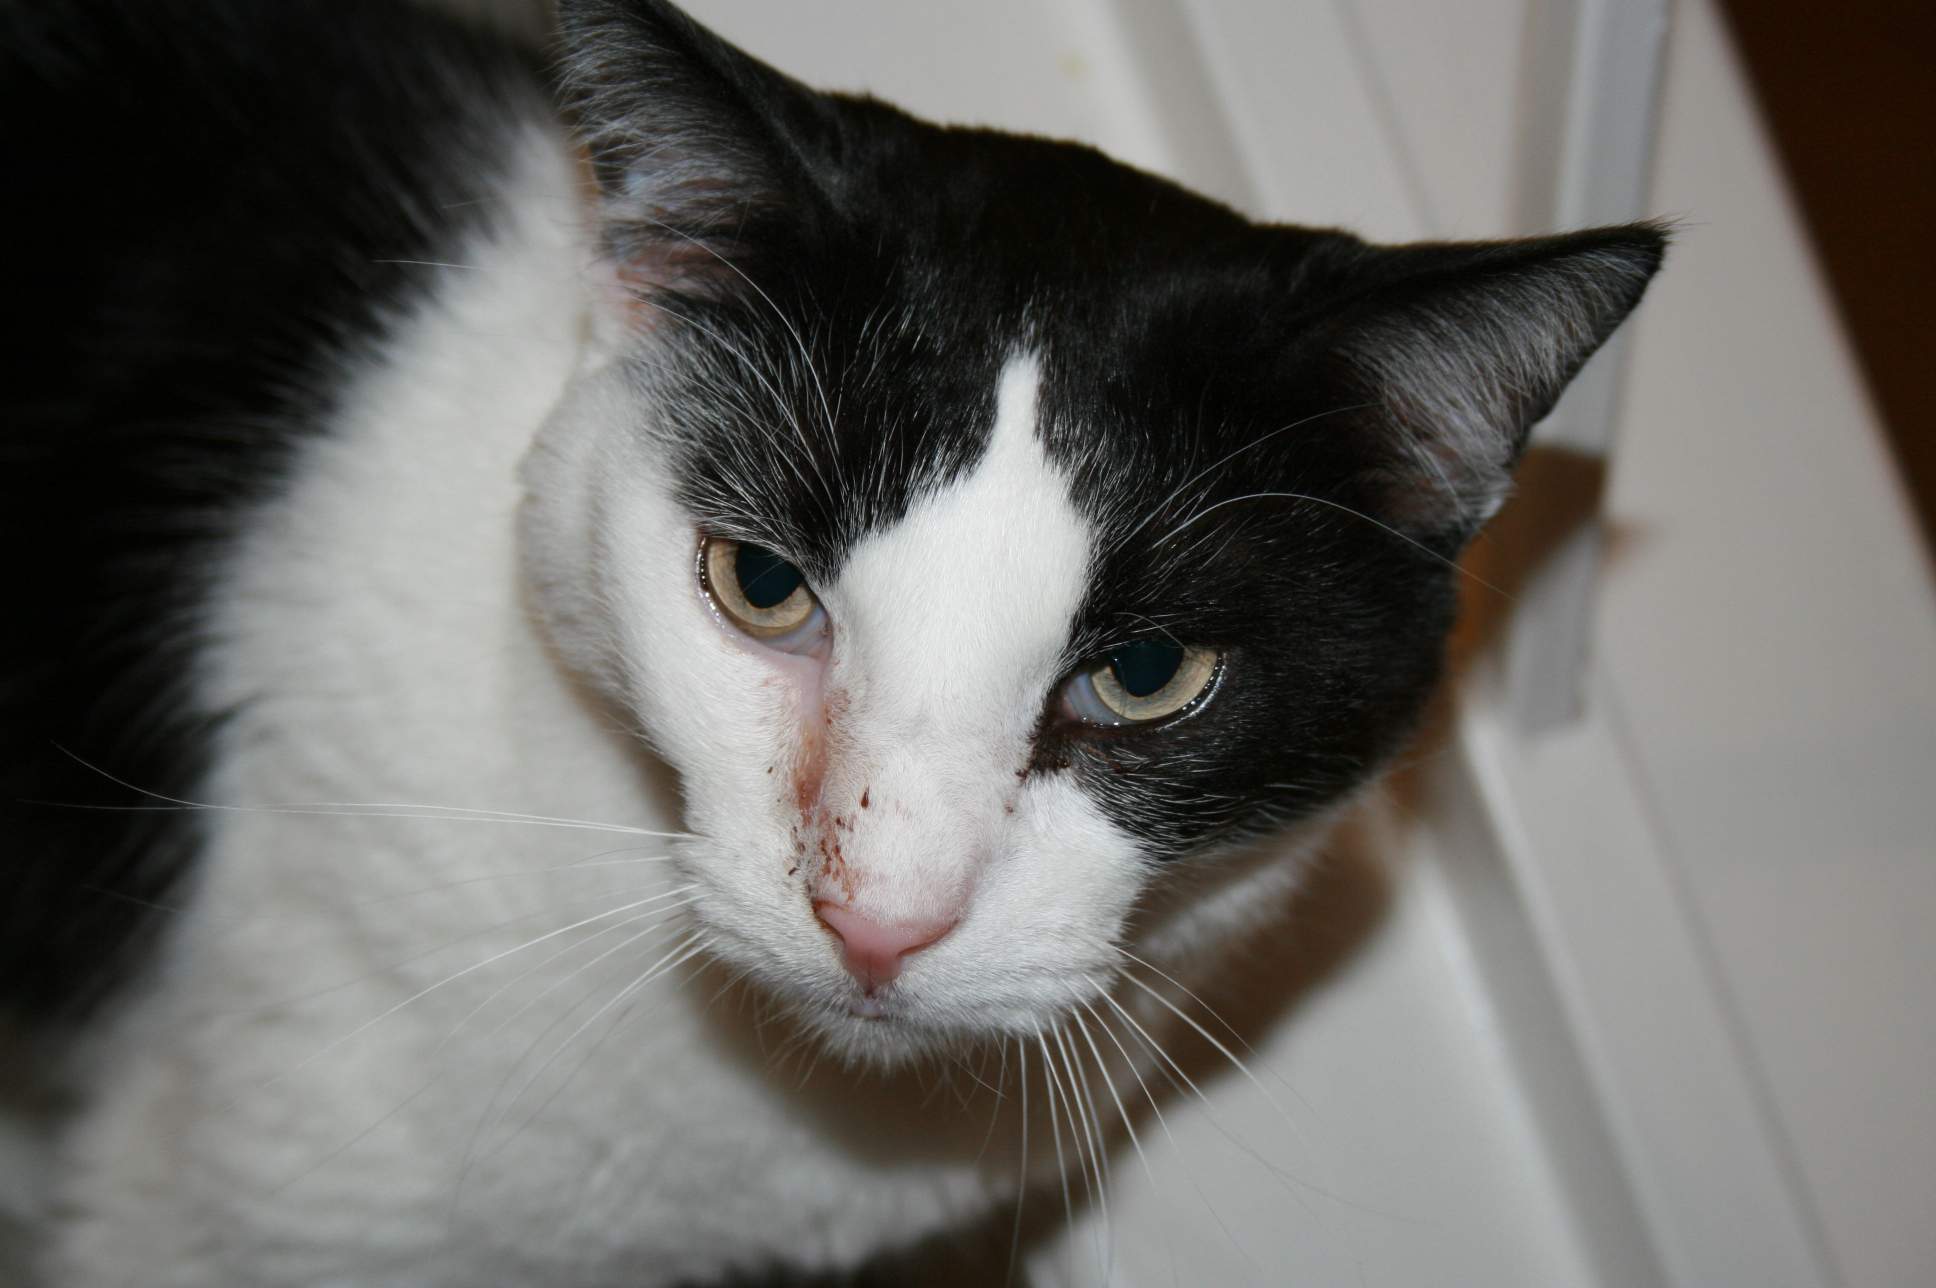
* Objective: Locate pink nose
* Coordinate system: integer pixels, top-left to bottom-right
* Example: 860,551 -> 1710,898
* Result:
813,902 -> 956,994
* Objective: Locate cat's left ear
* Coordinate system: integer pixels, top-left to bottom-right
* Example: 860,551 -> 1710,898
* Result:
557,0 -> 846,293
1299,222 -> 1668,543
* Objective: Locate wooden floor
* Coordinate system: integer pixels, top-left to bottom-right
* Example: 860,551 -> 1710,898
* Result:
1719,0 -> 1936,551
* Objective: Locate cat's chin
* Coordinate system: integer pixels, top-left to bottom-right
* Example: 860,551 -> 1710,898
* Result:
802,1012 -> 1010,1073
726,973 -> 1058,1073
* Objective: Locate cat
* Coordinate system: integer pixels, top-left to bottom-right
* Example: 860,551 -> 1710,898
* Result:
0,0 -> 1664,1283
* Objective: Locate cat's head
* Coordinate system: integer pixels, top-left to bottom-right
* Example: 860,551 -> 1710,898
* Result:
520,0 -> 1664,1063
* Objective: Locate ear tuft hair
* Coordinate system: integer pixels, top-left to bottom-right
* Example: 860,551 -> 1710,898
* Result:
557,0 -> 829,293
1318,222 -> 1668,540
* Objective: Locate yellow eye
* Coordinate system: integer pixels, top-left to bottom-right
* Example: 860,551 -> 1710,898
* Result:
1076,641 -> 1221,725
702,537 -> 822,641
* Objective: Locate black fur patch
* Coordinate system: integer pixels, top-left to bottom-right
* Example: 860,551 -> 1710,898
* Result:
0,0 -> 541,1024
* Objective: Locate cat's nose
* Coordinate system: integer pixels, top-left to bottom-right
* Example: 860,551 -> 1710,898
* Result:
813,901 -> 956,994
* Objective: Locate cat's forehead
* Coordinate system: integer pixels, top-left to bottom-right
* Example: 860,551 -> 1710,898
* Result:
828,353 -> 1091,708
649,125 -> 1311,573
652,263 -> 1306,644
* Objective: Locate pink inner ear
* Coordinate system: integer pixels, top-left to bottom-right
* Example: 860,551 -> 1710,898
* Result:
607,250 -> 709,328
612,244 -> 706,297
604,192 -> 761,309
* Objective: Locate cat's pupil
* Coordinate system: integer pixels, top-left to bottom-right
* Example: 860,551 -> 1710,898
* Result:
1109,640 -> 1183,697
734,542 -> 804,609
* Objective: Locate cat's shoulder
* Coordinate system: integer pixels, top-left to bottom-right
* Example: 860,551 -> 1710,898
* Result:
0,0 -> 558,1025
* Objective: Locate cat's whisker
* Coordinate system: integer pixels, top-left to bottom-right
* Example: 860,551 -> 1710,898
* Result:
1096,986 -> 1302,1253
43,749 -> 694,838
368,257 -> 485,271
915,1060 -> 954,1113
215,876 -> 689,1017
1034,1026 -> 1079,1251
1113,948 -> 1327,1135
448,920 -> 694,1213
481,931 -> 714,1166
40,796 -> 686,835
792,1023 -> 828,1090
1110,947 -> 1254,1054
270,900 -> 697,1197
446,930 -> 714,1226
1079,999 -> 1174,1148
1094,979 -> 1345,1224
697,962 -> 758,1023
1090,985 -> 1222,1133
250,887 -> 697,1096
1082,999 -> 1219,1288
764,1023 -> 805,1074
352,847 -> 681,909
1056,1021 -> 1110,1203
925,1053 -> 964,1115
1111,968 -> 1313,1151
1006,1037 -> 1031,1288
1158,490 -> 1513,599
451,913 -> 703,1187
972,1037 -> 1011,1166
270,1062 -> 443,1198
949,1047 -> 1005,1103
445,898 -> 703,1058
1050,1021 -> 1111,1284
1106,402 -> 1376,556
1071,1004 -> 1154,1190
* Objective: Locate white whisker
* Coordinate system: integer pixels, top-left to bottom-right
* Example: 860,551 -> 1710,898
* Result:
1097,978 -> 1353,1225
446,896 -> 701,1058
445,930 -> 712,1225
353,848 -> 680,909
1071,1005 -> 1153,1190
254,889 -> 693,1095
269,902 -> 697,1197
449,910 -> 701,1188
1113,970 -> 1309,1150
1007,1036 -> 1030,1288
1110,948 -> 1252,1052
45,748 -> 692,838
1107,402 -> 1374,555
223,876 -> 684,1017
1091,988 -> 1289,1274
1051,1022 -> 1111,1284
369,258 -> 483,270
1035,1026 -> 1077,1244
1157,491 -> 1509,597
973,1038 -> 1011,1166
483,932 -> 713,1161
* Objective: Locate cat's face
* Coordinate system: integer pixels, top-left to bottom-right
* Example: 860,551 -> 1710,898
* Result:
526,351 -> 1155,1060
520,0 -> 1663,1063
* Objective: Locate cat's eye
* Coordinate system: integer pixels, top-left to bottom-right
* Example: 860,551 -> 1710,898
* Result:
701,536 -> 825,648
1062,640 -> 1221,727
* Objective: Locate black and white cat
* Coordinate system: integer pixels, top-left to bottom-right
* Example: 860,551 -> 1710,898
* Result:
1,1 -> 1664,1283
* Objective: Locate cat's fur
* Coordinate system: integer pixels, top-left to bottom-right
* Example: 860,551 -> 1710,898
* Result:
0,1 -> 1664,1283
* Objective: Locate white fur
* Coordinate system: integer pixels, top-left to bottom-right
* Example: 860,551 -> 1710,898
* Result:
42,131 -> 1309,1288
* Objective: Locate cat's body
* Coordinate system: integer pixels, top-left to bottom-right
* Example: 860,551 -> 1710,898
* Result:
2,2 -> 1663,1284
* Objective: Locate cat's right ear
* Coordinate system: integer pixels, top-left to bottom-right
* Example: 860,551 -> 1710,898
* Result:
1286,223 -> 1668,545
557,0 -> 839,295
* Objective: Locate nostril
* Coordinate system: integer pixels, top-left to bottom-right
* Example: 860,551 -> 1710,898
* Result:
813,901 -> 957,993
